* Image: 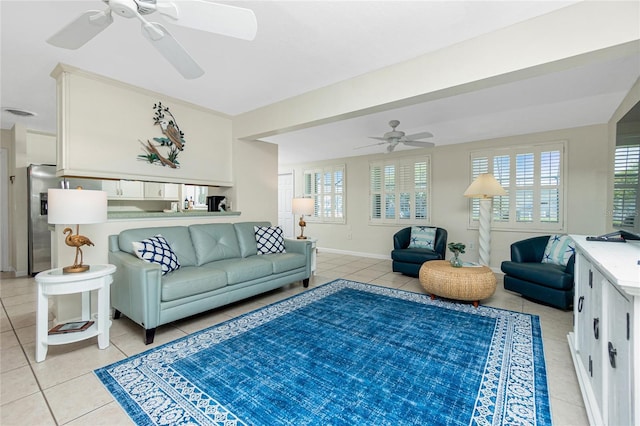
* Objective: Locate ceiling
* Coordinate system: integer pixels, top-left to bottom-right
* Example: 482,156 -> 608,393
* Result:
2,1 -> 639,165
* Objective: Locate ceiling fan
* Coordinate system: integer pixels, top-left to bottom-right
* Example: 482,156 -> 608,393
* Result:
46,0 -> 257,79
357,120 -> 434,152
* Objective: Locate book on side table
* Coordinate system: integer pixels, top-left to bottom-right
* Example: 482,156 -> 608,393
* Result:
48,320 -> 94,335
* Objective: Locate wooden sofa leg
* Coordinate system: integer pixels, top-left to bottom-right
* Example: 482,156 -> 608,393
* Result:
303,278 -> 310,288
145,328 -> 156,345
113,309 -> 121,319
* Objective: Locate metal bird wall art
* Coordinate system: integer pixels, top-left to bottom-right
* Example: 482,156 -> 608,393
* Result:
139,101 -> 186,168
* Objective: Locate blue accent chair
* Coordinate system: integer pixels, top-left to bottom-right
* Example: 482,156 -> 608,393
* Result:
500,236 -> 575,310
391,227 -> 448,277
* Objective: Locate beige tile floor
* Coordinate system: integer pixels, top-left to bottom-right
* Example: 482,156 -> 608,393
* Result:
0,252 -> 588,425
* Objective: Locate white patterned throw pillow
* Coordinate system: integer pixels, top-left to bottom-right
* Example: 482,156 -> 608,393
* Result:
407,226 -> 436,250
541,234 -> 575,266
254,226 -> 286,255
132,234 -> 180,275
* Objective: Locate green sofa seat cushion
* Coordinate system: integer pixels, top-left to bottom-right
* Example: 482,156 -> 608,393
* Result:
258,252 -> 307,273
203,257 -> 273,284
161,266 -> 227,302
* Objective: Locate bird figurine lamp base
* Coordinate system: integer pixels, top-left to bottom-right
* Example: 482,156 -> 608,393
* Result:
62,224 -> 94,274
297,216 -> 307,239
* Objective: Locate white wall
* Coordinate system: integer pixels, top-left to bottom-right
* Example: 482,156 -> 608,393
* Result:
286,124 -> 610,269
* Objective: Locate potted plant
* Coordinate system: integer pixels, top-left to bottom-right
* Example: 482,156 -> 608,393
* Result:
448,242 -> 466,268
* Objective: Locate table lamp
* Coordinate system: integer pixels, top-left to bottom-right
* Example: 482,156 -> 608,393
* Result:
292,197 -> 314,239
47,187 -> 108,273
463,173 -> 507,266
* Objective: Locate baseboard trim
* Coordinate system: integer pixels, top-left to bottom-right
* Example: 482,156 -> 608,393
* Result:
317,247 -> 390,260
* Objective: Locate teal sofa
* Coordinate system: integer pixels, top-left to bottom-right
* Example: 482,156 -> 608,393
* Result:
108,221 -> 312,344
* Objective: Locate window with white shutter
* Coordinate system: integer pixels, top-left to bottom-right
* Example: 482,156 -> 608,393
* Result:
613,144 -> 639,229
303,165 -> 345,223
369,156 -> 430,224
469,142 -> 565,231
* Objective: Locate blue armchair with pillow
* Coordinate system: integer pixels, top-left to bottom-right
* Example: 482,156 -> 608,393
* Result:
500,235 -> 575,310
391,226 -> 448,277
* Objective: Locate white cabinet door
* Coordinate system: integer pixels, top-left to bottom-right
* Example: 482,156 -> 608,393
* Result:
143,182 -> 179,200
606,285 -> 633,426
119,181 -> 143,199
103,180 -> 143,199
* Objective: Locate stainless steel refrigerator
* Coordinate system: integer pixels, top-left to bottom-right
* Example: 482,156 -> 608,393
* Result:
27,164 -> 102,275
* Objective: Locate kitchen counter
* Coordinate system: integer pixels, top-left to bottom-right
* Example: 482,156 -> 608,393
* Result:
107,210 -> 241,220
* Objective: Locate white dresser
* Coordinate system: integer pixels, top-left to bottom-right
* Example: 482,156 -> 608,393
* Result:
568,236 -> 640,426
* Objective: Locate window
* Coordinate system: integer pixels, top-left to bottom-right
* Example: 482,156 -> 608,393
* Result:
370,156 -> 430,224
613,143 -> 639,228
303,165 -> 345,223
470,142 -> 565,231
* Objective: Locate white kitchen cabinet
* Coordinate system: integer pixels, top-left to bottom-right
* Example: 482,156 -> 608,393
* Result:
102,180 -> 144,200
568,236 -> 639,426
143,182 -> 179,200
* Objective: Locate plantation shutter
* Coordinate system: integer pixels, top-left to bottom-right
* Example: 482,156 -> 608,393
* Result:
369,156 -> 430,224
303,165 -> 345,223
613,144 -> 640,228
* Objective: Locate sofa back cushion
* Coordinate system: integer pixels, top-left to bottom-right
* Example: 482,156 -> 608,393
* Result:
189,223 -> 241,266
234,221 -> 272,257
118,226 -> 197,267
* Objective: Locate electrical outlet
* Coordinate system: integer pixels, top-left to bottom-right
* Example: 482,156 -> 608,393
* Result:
346,233 -> 352,240
468,241 -> 475,250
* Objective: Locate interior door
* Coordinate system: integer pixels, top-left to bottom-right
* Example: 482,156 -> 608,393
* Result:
278,173 -> 294,238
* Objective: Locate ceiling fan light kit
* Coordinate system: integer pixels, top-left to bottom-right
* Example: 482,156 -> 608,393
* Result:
47,0 -> 257,79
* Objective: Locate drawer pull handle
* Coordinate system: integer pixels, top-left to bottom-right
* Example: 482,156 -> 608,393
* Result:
593,318 -> 599,340
578,296 -> 584,312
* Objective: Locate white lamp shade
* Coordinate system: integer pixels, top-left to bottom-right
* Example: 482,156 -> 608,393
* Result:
292,197 -> 314,215
48,188 -> 108,224
463,173 -> 507,198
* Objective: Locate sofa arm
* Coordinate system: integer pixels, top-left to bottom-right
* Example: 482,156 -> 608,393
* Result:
108,250 -> 163,330
283,238 -> 313,279
510,236 -> 550,263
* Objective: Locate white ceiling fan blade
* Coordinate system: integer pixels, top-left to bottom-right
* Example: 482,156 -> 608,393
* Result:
403,140 -> 435,148
157,0 -> 257,41
368,136 -> 387,141
354,141 -> 386,150
141,22 -> 204,79
47,10 -> 113,49
404,131 -> 434,141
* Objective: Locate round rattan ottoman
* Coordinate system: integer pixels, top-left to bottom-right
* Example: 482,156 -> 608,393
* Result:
419,260 -> 496,307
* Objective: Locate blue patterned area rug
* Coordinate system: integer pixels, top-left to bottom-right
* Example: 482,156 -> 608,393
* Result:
95,279 -> 551,425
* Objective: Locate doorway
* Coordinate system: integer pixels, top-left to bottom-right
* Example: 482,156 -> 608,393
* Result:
0,148 -> 9,271
278,172 -> 294,238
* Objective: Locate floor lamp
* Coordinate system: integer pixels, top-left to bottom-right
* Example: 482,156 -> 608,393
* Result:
463,174 -> 506,267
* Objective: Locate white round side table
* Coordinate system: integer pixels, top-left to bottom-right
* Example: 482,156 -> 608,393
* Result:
35,264 -> 116,362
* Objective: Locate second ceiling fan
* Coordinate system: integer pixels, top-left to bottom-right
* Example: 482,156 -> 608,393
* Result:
360,120 -> 434,152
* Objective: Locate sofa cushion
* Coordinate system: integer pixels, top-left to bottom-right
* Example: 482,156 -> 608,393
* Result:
541,235 -> 575,266
203,257 -> 273,285
234,221 -> 272,257
391,248 -> 442,264
500,261 -> 573,290
118,226 -> 197,267
259,252 -> 307,274
132,235 -> 180,276
161,266 -> 227,302
254,225 -> 286,254
189,224 -> 241,266
407,226 -> 436,249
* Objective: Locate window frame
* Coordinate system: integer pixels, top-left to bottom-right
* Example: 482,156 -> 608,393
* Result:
468,141 -> 567,232
369,155 -> 431,225
303,164 -> 346,223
